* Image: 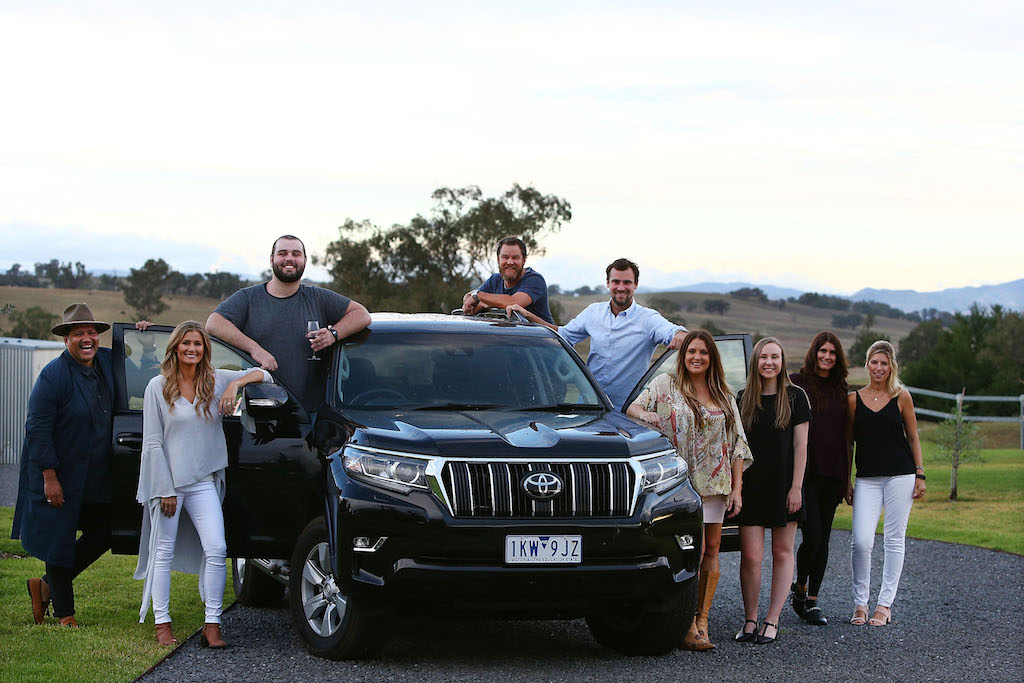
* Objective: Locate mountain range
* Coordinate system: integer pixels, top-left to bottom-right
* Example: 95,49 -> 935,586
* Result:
651,279 -> 1024,314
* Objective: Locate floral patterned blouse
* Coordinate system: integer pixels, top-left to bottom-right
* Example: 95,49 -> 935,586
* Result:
632,373 -> 753,497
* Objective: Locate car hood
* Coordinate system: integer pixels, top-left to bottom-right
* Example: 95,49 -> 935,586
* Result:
341,408 -> 671,459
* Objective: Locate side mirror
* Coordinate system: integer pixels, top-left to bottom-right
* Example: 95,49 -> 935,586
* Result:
244,383 -> 291,420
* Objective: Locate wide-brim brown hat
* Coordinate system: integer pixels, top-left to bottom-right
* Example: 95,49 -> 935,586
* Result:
52,303 -> 111,336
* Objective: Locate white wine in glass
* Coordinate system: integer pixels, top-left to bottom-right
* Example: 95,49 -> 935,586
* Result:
306,320 -> 321,361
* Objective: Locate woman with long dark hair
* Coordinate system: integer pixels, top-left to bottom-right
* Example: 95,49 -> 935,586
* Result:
732,337 -> 810,645
135,321 -> 271,647
847,340 -> 926,627
789,331 -> 849,626
628,329 -> 752,650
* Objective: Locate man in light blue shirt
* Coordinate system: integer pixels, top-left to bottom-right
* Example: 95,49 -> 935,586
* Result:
508,258 -> 687,410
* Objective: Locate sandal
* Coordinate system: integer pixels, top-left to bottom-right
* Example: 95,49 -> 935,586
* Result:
734,619 -> 758,643
868,605 -> 891,627
850,605 -> 868,625
755,621 -> 778,645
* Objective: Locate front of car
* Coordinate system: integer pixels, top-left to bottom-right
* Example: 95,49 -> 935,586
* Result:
300,314 -> 702,657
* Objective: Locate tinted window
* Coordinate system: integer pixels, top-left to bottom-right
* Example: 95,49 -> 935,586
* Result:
632,337 -> 750,403
123,328 -> 255,410
336,333 -> 603,409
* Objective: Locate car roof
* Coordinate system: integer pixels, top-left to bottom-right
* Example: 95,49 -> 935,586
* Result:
366,312 -> 554,337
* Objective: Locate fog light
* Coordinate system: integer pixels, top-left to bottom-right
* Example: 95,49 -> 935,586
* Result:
676,534 -> 695,550
353,536 -> 388,553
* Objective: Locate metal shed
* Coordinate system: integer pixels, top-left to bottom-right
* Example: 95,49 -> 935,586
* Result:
0,337 -> 66,466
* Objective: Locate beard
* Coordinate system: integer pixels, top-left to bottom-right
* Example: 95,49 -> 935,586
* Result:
273,261 -> 305,283
612,291 -> 633,308
502,264 -> 525,284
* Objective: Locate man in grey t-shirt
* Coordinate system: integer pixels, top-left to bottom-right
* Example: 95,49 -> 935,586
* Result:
207,235 -> 371,412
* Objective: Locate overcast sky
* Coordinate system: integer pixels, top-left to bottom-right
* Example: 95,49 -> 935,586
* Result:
2,1 -> 1021,294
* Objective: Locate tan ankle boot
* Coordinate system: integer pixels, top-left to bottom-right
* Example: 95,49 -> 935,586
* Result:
694,569 -> 720,650
155,622 -> 177,646
201,622 -> 227,648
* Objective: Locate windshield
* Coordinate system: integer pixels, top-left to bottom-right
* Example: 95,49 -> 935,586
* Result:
336,332 -> 604,410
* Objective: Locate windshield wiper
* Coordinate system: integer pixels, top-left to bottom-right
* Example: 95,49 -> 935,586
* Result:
412,403 -> 507,411
517,403 -> 604,411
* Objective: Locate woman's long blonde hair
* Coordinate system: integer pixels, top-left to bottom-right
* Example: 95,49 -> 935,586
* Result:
162,320 -> 216,418
741,336 -> 802,431
674,329 -> 735,434
865,339 -> 903,398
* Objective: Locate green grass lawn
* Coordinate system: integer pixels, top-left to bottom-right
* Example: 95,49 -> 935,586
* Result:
833,444 -> 1024,555
0,507 -> 237,683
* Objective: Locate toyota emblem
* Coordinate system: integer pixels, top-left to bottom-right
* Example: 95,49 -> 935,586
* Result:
521,471 -> 563,500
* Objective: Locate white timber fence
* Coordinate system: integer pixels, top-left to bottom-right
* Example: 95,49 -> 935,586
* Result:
906,385 -> 1024,450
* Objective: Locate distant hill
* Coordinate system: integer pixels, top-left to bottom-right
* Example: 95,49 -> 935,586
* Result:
850,279 -> 1024,313
644,279 -> 1023,314
650,282 -> 804,301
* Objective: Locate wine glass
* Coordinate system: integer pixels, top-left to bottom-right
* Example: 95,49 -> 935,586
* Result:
306,320 -> 321,361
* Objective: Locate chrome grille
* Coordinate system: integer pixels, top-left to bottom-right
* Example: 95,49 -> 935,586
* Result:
440,461 -> 637,518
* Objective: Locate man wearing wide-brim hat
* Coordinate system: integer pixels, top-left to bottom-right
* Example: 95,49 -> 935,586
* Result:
11,303 -> 117,628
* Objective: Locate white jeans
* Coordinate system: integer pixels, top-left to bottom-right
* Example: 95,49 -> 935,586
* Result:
151,480 -> 227,624
850,474 -> 915,608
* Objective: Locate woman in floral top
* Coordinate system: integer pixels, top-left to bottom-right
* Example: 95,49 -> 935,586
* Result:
628,329 -> 752,651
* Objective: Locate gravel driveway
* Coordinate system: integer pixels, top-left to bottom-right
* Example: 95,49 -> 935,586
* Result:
141,532 -> 1023,683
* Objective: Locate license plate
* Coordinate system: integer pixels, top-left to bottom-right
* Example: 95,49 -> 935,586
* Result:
505,535 -> 582,564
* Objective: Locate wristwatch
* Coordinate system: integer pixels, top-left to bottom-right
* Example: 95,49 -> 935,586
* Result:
471,289 -> 480,303
328,326 -> 339,341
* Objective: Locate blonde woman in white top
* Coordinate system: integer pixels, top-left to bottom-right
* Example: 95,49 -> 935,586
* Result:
135,321 -> 270,647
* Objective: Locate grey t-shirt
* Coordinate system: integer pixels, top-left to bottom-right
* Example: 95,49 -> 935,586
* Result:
214,283 -> 351,412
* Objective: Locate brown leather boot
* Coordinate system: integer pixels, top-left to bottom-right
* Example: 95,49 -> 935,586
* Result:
58,616 -> 79,628
694,569 -> 720,650
27,577 -> 51,625
201,622 -> 227,649
680,617 -> 710,651
155,622 -> 178,646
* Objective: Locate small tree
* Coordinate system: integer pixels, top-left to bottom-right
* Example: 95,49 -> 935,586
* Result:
123,258 -> 171,320
935,391 -> 984,501
8,306 -> 58,339
0,302 -> 14,335
648,296 -> 681,315
849,313 -> 888,363
703,298 -> 731,315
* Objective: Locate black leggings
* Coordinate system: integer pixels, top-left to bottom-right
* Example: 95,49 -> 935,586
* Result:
43,503 -> 111,618
795,475 -> 844,597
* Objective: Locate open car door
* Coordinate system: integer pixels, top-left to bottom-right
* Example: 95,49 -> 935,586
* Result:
109,323 -> 320,559
622,333 -> 753,552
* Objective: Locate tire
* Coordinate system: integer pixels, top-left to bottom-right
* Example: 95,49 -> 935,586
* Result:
288,517 -> 393,660
585,577 -> 698,656
232,558 -> 285,607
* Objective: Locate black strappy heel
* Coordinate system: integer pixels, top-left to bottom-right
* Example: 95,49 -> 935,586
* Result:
755,621 -> 779,645
734,619 -> 758,642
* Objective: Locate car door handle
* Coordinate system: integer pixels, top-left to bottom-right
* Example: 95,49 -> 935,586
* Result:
116,433 -> 143,450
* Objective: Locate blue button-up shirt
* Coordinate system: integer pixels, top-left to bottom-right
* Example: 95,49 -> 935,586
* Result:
559,300 -> 686,410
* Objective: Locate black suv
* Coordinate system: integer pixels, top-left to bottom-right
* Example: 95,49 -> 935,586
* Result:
109,314 -> 751,659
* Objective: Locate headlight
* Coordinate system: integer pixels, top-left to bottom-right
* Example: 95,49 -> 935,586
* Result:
639,451 -> 688,494
342,446 -> 429,494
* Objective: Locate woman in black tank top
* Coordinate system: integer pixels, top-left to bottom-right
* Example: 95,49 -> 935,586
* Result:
845,340 -> 926,628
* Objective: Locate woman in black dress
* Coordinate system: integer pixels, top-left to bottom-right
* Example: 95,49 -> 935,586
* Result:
790,331 -> 850,626
734,337 -> 810,644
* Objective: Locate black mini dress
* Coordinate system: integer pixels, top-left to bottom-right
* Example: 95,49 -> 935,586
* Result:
734,389 -> 812,528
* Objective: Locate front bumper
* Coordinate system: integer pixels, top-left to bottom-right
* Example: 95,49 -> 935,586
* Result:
329,457 -> 704,617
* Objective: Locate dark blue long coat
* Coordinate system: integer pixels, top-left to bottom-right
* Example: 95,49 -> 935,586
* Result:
11,348 -> 114,567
